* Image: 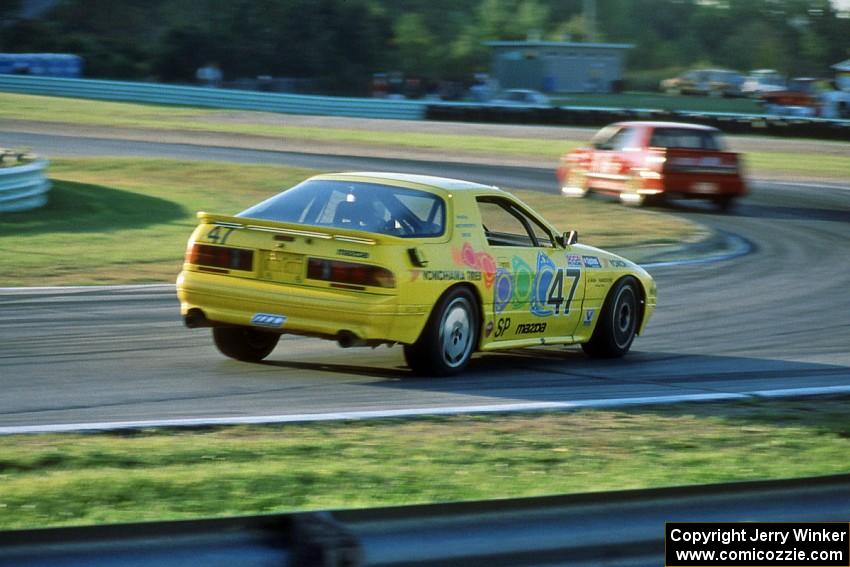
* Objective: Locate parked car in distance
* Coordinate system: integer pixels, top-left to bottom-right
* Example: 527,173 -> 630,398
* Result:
660,69 -> 745,97
491,89 -> 551,106
556,121 -> 747,211
177,172 -> 656,376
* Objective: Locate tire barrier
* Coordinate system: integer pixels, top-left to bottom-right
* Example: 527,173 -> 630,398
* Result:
0,154 -> 50,213
427,103 -> 850,140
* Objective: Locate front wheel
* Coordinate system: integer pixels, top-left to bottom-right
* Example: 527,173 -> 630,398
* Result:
212,327 -> 280,362
404,287 -> 479,376
582,277 -> 640,358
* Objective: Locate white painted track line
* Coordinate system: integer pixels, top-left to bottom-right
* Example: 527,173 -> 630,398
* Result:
3,385 -> 850,435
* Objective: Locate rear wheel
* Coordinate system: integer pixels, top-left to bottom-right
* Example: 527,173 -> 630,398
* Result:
713,195 -> 735,213
404,287 -> 479,376
582,277 -> 639,358
212,327 -> 280,362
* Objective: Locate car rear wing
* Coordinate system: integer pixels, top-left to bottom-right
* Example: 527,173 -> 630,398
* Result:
197,212 -> 411,246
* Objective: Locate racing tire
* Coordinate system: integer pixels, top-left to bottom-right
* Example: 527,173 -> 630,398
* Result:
713,195 -> 735,213
404,287 -> 479,376
581,277 -> 640,359
212,326 -> 280,362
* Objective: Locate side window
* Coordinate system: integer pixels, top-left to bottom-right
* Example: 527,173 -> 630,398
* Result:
650,128 -> 723,150
593,127 -> 635,151
476,197 -> 554,248
610,127 -> 637,151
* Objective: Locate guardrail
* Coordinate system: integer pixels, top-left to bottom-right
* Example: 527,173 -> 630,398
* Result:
0,154 -> 50,213
0,75 -> 426,120
1,474 -> 848,566
2,74 -> 849,138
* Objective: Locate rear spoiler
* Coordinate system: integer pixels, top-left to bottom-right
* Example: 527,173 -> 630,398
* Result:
197,212 -> 408,246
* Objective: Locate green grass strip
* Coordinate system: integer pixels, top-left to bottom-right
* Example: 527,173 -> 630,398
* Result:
1,94 -> 847,180
0,397 -> 847,529
0,158 -> 699,286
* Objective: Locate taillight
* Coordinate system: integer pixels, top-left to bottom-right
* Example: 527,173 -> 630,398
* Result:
187,244 -> 253,271
645,154 -> 666,171
307,258 -> 395,288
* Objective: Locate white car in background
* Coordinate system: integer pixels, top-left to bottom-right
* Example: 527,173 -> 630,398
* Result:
491,89 -> 551,107
741,69 -> 787,96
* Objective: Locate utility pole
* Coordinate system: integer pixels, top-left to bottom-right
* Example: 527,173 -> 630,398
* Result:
583,0 -> 597,42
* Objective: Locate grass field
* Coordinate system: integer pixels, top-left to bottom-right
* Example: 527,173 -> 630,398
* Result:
0,157 -> 701,286
1,93 -> 848,181
1,396 -> 847,529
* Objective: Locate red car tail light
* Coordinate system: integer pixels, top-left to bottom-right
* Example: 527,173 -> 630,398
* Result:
187,244 -> 253,271
307,258 -> 396,288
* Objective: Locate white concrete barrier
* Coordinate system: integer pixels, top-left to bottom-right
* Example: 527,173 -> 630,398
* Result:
0,158 -> 51,213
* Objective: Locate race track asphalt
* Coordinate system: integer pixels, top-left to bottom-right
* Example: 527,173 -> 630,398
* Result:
1,130 -> 849,432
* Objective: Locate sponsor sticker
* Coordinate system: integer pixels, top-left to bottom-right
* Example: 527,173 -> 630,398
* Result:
583,256 -> 602,268
567,254 -> 582,267
515,322 -> 547,335
336,248 -> 369,259
583,309 -> 595,326
251,313 -> 287,328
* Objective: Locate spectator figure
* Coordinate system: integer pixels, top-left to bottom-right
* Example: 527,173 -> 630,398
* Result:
195,62 -> 222,88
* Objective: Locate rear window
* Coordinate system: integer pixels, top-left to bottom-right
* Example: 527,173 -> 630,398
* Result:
649,128 -> 725,151
238,180 -> 446,238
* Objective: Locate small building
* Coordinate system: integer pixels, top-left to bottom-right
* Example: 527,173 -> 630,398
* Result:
0,53 -> 83,78
485,40 -> 633,94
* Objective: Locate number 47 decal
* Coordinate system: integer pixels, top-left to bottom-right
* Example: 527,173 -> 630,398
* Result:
547,268 -> 581,316
207,226 -> 235,245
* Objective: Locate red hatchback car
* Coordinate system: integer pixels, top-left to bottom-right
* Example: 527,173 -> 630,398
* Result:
556,121 -> 747,211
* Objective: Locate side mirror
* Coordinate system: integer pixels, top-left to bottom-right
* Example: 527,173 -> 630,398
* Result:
561,230 -> 578,247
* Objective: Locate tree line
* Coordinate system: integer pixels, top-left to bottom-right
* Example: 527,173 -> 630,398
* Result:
1,0 -> 848,94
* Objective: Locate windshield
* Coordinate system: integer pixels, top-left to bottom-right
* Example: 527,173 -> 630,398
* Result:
239,179 -> 446,238
649,128 -> 725,151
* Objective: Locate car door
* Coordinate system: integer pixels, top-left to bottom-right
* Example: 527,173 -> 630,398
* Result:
589,126 -> 639,192
475,196 -> 585,343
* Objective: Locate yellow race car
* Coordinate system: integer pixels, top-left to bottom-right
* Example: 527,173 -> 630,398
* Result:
177,172 -> 656,375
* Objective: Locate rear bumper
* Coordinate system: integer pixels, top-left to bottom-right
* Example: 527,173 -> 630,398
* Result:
176,270 -> 428,345
653,173 -> 747,197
